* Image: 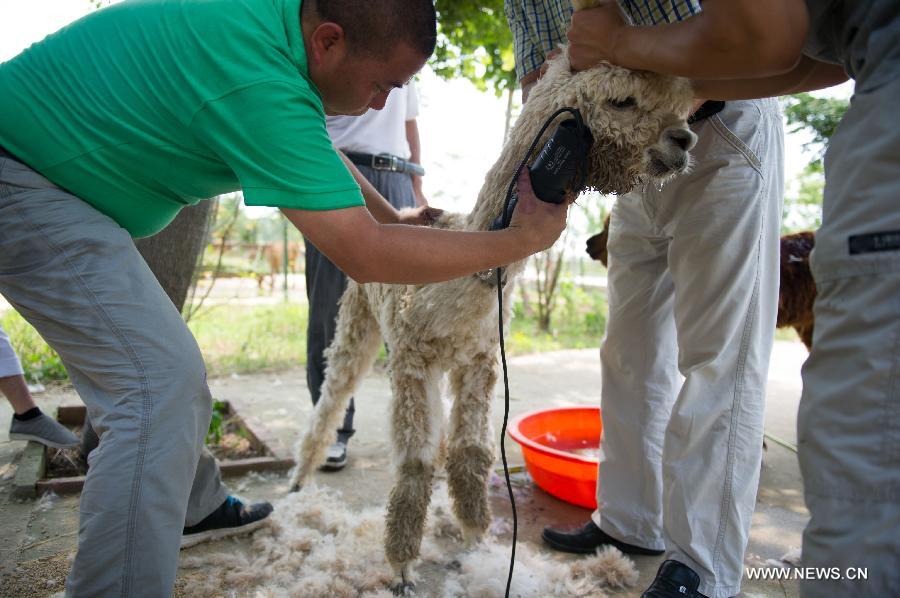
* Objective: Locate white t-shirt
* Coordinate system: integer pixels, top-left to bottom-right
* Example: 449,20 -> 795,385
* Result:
326,82 -> 420,160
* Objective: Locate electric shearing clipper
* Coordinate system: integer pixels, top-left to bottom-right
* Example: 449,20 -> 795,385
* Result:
491,108 -> 594,231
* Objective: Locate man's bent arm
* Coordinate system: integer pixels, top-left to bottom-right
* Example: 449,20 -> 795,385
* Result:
568,0 -> 809,79
283,174 -> 569,285
692,58 -> 849,101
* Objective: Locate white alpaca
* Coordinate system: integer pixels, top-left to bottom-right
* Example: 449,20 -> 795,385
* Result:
291,2 -> 696,590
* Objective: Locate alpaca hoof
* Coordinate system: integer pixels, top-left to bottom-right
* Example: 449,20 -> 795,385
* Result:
390,563 -> 415,596
390,580 -> 415,596
289,482 -> 301,493
460,525 -> 485,548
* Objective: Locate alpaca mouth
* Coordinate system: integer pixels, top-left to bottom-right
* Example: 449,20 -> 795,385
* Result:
647,150 -> 688,178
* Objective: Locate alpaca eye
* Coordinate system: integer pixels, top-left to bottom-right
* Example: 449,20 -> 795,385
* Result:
607,97 -> 637,109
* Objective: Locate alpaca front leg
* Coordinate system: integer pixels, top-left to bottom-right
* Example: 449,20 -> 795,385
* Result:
290,286 -> 381,491
385,362 -> 443,591
386,459 -> 434,591
447,357 -> 498,545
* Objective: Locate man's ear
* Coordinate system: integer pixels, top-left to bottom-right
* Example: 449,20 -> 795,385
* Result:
308,22 -> 347,67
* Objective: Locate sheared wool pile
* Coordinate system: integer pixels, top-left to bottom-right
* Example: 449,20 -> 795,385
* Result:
178,484 -> 638,597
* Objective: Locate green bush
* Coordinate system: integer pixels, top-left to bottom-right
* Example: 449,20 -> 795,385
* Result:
507,284 -> 608,354
206,400 -> 229,445
0,311 -> 67,384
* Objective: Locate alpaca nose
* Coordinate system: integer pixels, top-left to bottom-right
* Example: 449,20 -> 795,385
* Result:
666,128 -> 697,152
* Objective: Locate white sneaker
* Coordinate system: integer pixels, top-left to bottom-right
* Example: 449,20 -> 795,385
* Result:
319,441 -> 348,471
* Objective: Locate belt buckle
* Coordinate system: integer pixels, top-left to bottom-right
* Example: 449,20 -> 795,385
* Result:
372,154 -> 396,171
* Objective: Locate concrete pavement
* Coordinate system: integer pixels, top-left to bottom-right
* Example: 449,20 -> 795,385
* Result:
0,341 -> 810,596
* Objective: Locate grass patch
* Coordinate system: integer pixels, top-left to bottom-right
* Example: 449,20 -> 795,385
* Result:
187,303 -> 310,377
775,327 -> 801,343
0,283 -> 610,383
507,282 -> 608,355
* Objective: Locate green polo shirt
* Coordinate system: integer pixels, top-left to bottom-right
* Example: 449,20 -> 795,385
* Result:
0,0 -> 362,238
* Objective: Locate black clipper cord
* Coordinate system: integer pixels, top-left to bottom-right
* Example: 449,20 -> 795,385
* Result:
495,108 -> 593,598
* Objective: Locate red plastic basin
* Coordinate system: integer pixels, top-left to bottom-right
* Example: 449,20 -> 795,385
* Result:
507,406 -> 602,509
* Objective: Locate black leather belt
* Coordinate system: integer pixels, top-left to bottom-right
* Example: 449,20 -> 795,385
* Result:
344,151 -> 425,177
688,100 -> 725,125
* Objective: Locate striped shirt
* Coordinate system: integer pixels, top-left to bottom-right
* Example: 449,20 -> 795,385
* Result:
505,0 -> 702,80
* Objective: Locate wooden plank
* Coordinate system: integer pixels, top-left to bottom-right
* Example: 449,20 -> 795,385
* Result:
36,401 -> 294,492
36,475 -> 86,496
218,457 -> 294,477
12,442 -> 46,499
56,404 -> 86,426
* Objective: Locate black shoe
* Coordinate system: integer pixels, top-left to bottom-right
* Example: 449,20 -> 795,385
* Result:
541,520 -> 664,556
642,560 -> 708,598
319,441 -> 348,471
181,496 -> 273,549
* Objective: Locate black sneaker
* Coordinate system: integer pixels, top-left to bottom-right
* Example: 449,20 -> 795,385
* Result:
542,519 -> 665,556
318,441 -> 348,471
642,560 -> 709,598
180,496 -> 273,549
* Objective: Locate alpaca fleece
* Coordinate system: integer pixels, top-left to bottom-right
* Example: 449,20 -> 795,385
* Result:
177,484 -> 639,597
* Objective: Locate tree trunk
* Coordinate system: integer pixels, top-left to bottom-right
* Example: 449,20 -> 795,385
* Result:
134,201 -> 214,313
503,87 -> 515,143
83,200 -> 214,460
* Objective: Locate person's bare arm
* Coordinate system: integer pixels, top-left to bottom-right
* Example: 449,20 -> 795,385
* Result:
520,49 -> 562,103
692,58 -> 849,100
282,172 -> 569,285
404,119 -> 428,207
567,0 -> 809,78
520,68 -> 542,103
337,150 -> 401,224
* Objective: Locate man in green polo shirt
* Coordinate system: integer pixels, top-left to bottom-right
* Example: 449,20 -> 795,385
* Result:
0,0 -> 569,594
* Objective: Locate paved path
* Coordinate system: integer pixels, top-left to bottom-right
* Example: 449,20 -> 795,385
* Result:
0,342 -> 809,596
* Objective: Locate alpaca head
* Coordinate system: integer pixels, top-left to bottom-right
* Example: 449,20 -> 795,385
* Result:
526,51 -> 697,196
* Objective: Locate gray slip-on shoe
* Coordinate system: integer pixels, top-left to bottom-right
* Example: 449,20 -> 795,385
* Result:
9,413 -> 80,449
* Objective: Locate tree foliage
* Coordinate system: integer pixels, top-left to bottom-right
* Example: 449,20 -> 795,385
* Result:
783,93 -> 849,173
432,0 -> 517,96
781,93 -> 849,232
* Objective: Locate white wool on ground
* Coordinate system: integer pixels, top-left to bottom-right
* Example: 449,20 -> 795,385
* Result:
488,517 -> 512,536
0,462 -> 17,480
781,547 -> 802,566
564,546 -> 638,595
763,548 -> 802,570
35,490 -> 59,512
234,471 -> 279,493
177,484 -> 639,597
444,542 -> 584,598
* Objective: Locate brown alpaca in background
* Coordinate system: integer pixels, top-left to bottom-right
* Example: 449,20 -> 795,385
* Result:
776,231 -> 816,349
586,216 -> 817,350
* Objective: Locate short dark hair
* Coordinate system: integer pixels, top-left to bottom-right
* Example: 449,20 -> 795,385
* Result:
309,0 -> 437,58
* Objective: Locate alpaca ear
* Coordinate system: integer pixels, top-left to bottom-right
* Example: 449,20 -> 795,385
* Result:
571,0 -> 602,10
